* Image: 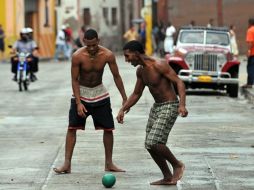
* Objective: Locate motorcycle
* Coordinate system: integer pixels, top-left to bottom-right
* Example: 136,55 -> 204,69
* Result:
14,52 -> 32,91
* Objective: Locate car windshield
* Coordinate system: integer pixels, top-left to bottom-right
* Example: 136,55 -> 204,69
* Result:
206,32 -> 230,46
179,30 -> 230,46
180,31 -> 204,43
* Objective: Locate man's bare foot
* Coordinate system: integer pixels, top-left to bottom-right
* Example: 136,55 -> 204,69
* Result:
105,163 -> 125,172
172,161 -> 185,182
53,166 -> 71,174
150,178 -> 177,185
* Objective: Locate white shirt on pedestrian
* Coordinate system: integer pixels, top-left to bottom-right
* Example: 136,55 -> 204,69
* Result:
56,30 -> 66,46
164,25 -> 176,53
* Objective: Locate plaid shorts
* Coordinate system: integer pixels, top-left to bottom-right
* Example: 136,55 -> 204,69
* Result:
145,100 -> 179,149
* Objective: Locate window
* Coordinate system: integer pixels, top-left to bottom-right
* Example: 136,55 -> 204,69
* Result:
55,0 -> 61,6
103,7 -> 109,26
111,7 -> 117,26
44,0 -> 49,27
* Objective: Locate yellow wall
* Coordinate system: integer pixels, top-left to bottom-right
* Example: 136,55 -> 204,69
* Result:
0,1 -> 6,27
0,0 -> 56,58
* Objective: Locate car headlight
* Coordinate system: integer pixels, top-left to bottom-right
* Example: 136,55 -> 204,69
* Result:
217,53 -> 226,65
185,53 -> 195,64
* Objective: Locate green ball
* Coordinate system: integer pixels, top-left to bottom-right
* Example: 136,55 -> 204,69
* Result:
102,173 -> 116,188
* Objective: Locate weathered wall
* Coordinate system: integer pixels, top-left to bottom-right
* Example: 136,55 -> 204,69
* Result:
161,0 -> 254,54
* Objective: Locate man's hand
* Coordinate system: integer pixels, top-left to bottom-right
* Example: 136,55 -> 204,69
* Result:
122,99 -> 130,114
77,103 -> 87,118
178,105 -> 188,117
117,109 -> 125,124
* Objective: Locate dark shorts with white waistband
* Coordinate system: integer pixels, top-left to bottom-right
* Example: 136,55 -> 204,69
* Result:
68,97 -> 114,131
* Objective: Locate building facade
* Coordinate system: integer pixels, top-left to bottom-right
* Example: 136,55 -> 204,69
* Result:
0,0 -> 56,58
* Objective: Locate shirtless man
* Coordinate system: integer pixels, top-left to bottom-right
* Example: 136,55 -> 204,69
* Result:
117,40 -> 188,185
54,29 -> 127,174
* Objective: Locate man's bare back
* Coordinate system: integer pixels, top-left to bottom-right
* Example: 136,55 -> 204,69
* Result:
137,59 -> 178,103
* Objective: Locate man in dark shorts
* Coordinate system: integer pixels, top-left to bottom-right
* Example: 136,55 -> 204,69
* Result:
117,40 -> 188,185
53,29 -> 127,174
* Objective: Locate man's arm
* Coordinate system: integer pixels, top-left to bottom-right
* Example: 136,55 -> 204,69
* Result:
107,53 -> 127,102
117,67 -> 145,123
156,61 -> 188,117
71,54 -> 87,117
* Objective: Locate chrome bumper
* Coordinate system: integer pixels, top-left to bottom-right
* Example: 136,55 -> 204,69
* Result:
178,70 -> 239,84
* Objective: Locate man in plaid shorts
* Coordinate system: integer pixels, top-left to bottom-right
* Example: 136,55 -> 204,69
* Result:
117,40 -> 188,185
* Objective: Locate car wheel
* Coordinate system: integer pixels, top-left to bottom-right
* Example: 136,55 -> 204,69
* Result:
227,83 -> 238,98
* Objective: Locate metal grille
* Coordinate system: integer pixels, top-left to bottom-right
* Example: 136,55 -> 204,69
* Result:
194,54 -> 217,71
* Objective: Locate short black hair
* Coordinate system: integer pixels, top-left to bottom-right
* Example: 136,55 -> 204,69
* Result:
249,18 -> 254,26
123,40 -> 145,54
84,28 -> 98,40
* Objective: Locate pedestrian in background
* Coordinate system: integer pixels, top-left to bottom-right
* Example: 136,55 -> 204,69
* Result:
138,22 -> 146,50
207,18 -> 214,28
64,24 -> 73,60
73,25 -> 86,53
157,22 -> 166,57
164,21 -> 176,54
54,25 -> 68,61
243,18 -> 254,88
0,24 -> 5,63
123,25 -> 139,42
189,20 -> 196,27
229,24 -> 239,58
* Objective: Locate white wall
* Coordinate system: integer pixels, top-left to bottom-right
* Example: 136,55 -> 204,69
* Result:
55,0 -> 79,37
79,0 -> 122,50
79,0 -> 120,34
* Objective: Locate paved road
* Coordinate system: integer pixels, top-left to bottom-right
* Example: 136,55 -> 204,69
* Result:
0,56 -> 254,190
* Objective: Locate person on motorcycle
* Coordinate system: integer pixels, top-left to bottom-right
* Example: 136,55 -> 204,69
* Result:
11,28 -> 38,82
26,27 -> 39,81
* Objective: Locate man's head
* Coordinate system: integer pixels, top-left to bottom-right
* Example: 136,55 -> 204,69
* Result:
123,40 -> 145,67
20,28 -> 29,42
83,29 -> 99,55
248,18 -> 254,27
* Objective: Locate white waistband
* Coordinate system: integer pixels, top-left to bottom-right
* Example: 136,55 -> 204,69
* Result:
79,84 -> 109,103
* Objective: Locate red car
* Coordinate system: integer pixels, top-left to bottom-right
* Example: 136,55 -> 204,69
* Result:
166,26 -> 240,97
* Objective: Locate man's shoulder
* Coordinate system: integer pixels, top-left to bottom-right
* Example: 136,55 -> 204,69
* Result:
152,58 -> 168,71
99,46 -> 114,56
73,47 -> 86,56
